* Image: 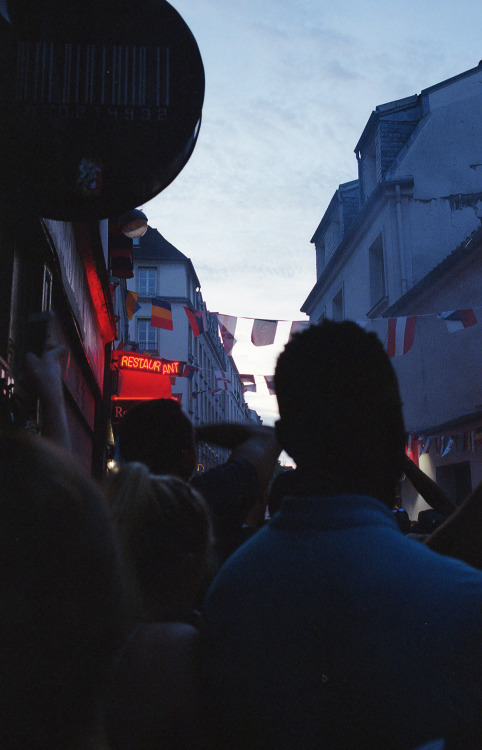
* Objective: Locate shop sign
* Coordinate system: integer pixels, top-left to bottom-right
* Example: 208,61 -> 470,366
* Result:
0,0 -> 204,221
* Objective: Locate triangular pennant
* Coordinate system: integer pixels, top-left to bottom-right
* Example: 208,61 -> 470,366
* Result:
184,307 -> 207,337
216,314 -> 238,355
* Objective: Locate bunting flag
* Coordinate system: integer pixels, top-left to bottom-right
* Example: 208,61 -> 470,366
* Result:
289,320 -> 310,340
251,319 -> 278,347
441,436 -> 456,457
405,434 -> 419,467
181,364 -> 199,380
240,374 -> 256,393
216,314 -> 238,355
463,431 -> 474,452
420,436 -> 434,455
437,309 -> 477,333
123,288 -> 141,320
214,370 -> 233,391
151,298 -> 173,330
184,307 -> 206,337
386,316 -> 416,357
264,376 -> 276,396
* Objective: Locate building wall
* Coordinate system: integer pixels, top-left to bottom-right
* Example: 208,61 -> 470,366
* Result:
303,65 -> 482,509
115,236 -> 256,471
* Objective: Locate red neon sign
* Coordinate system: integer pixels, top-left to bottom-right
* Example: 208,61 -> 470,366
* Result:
119,354 -> 180,376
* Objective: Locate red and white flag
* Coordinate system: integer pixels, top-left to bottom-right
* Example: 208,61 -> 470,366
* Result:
251,319 -> 278,346
214,370 -> 233,392
216,314 -> 237,355
386,316 -> 417,357
240,374 -> 256,393
437,309 -> 477,333
289,320 -> 310,340
264,376 -> 275,396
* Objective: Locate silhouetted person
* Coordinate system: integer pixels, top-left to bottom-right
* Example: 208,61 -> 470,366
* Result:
117,399 -> 280,562
106,463 -> 213,625
0,431 -> 127,749
204,320 -> 482,750
104,464 -> 212,749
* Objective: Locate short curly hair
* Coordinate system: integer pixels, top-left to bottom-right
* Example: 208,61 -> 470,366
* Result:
117,398 -> 195,479
274,319 -> 406,503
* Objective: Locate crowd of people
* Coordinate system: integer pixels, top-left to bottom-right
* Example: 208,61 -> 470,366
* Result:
1,319 -> 481,749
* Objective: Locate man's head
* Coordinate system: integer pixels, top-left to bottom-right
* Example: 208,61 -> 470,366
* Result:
274,319 -> 406,505
117,398 -> 196,479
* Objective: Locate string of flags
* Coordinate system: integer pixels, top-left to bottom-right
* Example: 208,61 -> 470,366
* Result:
407,427 -> 482,466
122,290 -> 480,360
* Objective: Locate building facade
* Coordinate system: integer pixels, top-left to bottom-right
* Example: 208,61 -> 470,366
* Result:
0,213 -> 116,477
114,226 -> 257,471
302,63 -> 482,515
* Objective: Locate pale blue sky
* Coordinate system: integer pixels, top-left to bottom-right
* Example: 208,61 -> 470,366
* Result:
144,0 -> 482,424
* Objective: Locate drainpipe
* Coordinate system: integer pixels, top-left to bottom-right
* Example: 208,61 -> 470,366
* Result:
338,189 -> 344,241
395,184 -> 408,295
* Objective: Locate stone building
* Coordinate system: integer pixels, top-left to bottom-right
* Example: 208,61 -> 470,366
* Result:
302,63 -> 482,515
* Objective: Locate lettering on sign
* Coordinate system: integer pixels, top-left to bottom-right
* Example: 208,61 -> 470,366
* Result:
119,354 -> 179,376
15,42 -> 171,110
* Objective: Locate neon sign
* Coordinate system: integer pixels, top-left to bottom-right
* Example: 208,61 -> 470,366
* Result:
119,354 -> 180,376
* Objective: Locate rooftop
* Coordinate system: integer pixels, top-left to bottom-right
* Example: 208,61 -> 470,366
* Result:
134,226 -> 201,288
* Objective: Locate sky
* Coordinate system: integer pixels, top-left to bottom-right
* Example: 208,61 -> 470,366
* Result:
143,0 -> 482,426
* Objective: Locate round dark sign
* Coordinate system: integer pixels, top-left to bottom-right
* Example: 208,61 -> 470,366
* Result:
0,0 -> 204,221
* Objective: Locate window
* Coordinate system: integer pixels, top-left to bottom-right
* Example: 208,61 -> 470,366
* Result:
138,319 -> 157,352
332,287 -> 344,322
361,134 -> 378,202
138,267 -> 157,296
369,234 -> 386,308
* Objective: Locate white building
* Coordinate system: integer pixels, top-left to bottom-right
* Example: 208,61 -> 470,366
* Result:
302,63 -> 482,516
118,226 -> 257,470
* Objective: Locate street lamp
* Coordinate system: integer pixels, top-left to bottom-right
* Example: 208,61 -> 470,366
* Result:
119,209 -> 148,238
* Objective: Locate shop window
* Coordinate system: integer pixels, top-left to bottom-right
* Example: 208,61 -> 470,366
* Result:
138,267 -> 157,297
138,319 -> 157,352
